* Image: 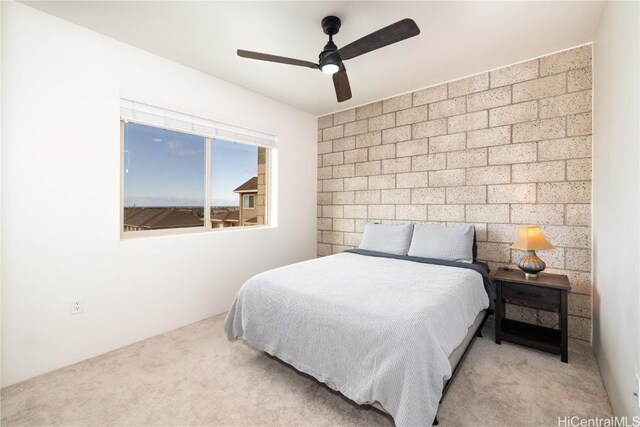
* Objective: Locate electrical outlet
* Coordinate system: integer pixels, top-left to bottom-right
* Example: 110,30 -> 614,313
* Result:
71,297 -> 84,315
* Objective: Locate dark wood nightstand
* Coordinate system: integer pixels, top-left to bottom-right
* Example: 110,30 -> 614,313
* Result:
493,267 -> 571,363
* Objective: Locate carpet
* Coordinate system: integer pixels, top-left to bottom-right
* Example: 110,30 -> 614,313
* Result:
1,314 -> 612,426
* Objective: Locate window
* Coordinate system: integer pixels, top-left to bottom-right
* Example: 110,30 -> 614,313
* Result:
211,139 -> 265,228
243,195 -> 255,209
121,99 -> 274,235
123,123 -> 205,232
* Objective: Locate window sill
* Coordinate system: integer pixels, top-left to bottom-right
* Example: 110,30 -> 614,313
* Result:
120,224 -> 276,240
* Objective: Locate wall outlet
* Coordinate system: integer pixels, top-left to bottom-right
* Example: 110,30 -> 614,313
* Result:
71,297 -> 84,315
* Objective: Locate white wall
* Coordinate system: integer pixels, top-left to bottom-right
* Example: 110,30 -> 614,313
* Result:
592,1 -> 640,418
1,2 -> 317,387
0,0 -> 3,389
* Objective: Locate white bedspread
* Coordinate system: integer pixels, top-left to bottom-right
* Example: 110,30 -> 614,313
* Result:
225,252 -> 489,426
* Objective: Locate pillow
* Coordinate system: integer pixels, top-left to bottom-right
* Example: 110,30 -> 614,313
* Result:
408,223 -> 475,263
358,223 -> 414,255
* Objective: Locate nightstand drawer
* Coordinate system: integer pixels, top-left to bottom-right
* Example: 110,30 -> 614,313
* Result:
501,282 -> 560,311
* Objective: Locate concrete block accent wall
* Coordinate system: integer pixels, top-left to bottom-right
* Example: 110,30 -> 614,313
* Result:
317,45 -> 592,341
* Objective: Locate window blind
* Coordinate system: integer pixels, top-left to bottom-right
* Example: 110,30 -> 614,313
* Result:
120,98 -> 277,149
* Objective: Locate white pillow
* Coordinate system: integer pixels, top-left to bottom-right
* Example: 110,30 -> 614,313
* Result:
408,223 -> 475,263
358,223 -> 414,255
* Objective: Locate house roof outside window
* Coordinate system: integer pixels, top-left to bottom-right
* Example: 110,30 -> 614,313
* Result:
233,177 -> 258,193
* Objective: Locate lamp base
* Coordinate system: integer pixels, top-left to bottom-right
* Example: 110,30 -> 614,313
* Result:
517,250 -> 546,278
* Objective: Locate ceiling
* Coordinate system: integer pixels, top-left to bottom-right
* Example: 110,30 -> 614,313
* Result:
23,1 -> 604,116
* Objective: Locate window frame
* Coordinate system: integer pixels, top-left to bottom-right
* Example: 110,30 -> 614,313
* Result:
120,120 -> 273,239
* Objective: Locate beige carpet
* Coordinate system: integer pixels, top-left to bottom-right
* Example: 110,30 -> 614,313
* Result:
1,313 -> 612,426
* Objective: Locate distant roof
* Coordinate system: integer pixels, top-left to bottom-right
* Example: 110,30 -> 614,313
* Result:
211,210 -> 239,223
124,208 -> 203,229
210,210 -> 258,224
233,176 -> 258,193
223,210 -> 240,222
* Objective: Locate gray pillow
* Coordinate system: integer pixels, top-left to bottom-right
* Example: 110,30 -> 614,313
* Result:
358,223 -> 414,255
408,224 -> 475,263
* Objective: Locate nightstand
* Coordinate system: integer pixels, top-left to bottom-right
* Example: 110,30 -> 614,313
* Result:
493,267 -> 571,363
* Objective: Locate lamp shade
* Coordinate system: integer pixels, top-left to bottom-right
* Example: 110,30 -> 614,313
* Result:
511,226 -> 554,251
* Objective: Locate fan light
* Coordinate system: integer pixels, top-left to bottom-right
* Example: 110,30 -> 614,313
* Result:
321,63 -> 340,75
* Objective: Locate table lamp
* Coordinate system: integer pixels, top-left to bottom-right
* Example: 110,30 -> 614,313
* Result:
511,225 -> 554,278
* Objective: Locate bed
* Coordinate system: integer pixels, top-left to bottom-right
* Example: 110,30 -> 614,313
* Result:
225,248 -> 494,426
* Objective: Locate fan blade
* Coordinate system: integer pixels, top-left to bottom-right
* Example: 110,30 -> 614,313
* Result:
333,64 -> 352,103
237,50 -> 318,69
336,18 -> 420,61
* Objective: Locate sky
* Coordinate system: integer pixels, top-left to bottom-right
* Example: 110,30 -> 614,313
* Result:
124,122 -> 257,207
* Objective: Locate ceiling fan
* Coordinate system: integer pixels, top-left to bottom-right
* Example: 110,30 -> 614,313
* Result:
237,16 -> 420,103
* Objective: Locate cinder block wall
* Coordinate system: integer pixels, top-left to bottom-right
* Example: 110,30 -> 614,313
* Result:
316,45 -> 592,340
